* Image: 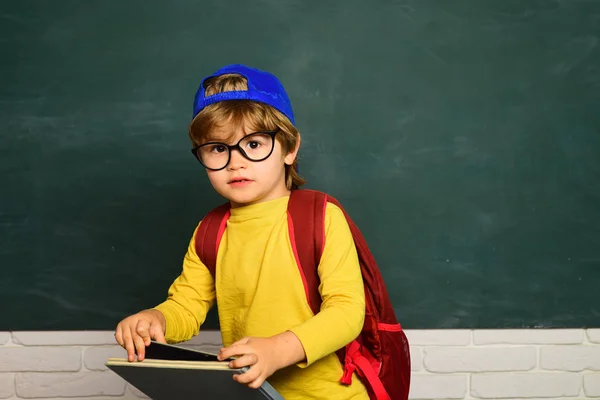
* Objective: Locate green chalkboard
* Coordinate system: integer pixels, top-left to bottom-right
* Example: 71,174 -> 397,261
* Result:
1,0 -> 599,331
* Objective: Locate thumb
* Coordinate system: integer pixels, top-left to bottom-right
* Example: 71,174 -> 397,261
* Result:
150,322 -> 166,344
228,336 -> 250,348
218,337 -> 249,360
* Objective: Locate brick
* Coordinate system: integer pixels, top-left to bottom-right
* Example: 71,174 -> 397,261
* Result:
180,344 -> 222,355
16,371 -> 126,397
541,345 -> 600,371
84,345 -> 127,371
177,331 -> 223,356
424,346 -> 536,373
6,397 -> 140,400
12,331 -> 117,346
404,330 -> 471,346
408,374 -> 467,399
128,384 -> 150,398
180,330 -> 222,347
0,333 -> 10,345
0,347 -> 80,372
474,329 -> 584,345
588,329 -> 600,344
0,374 -> 15,398
584,373 -> 600,397
471,372 -> 581,398
410,347 -> 422,371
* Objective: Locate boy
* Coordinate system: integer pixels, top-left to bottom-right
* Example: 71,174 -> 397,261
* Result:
115,64 -> 369,399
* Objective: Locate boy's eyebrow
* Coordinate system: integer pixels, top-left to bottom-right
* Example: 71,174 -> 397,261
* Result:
203,128 -> 263,144
202,129 -> 237,143
203,135 -> 225,143
203,133 -> 238,144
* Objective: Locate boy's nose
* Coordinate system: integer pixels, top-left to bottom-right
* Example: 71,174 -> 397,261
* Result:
227,148 -> 247,170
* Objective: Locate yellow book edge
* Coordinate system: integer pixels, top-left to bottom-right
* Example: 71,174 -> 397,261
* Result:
106,358 -> 239,371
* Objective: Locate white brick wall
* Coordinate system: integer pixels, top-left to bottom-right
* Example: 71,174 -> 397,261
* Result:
0,329 -> 599,399
584,373 -> 600,397
471,372 -> 582,398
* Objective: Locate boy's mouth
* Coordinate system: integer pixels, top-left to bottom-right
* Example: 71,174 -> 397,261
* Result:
228,177 -> 251,184
228,177 -> 253,187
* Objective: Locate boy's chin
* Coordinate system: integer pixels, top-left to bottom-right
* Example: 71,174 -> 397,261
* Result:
221,189 -> 262,208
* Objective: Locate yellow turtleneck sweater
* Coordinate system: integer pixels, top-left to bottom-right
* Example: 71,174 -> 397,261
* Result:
154,195 -> 368,399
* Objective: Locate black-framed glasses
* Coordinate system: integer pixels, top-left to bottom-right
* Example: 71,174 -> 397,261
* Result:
191,129 -> 280,171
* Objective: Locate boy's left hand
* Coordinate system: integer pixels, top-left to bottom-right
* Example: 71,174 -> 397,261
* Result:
218,336 -> 281,389
218,331 -> 306,389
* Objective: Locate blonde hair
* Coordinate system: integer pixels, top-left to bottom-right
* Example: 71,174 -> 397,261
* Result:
189,74 -> 305,189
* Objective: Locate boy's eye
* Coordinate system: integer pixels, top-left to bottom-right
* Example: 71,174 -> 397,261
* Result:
210,144 -> 227,153
246,141 -> 261,150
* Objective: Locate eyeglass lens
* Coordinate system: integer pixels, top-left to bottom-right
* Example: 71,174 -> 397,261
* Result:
196,132 -> 275,170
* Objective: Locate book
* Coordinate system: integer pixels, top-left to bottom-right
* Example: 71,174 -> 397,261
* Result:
106,341 -> 284,400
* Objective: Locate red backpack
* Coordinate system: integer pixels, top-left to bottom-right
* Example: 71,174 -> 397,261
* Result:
195,189 -> 411,400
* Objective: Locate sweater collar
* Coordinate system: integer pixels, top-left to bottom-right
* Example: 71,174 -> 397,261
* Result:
228,195 -> 290,222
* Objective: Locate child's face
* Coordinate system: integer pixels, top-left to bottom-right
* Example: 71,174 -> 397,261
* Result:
203,122 -> 298,208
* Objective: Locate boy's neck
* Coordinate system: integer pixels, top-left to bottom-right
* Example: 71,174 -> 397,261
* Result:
229,189 -> 292,209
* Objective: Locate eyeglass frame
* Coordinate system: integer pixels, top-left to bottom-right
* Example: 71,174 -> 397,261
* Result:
191,129 -> 280,171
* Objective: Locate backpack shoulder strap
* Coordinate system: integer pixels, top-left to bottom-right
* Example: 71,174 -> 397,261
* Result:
287,189 -> 327,315
194,202 -> 231,277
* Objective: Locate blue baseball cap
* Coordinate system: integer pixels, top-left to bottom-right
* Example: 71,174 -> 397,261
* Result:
192,64 -> 295,125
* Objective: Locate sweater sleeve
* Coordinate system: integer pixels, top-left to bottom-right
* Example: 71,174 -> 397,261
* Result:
289,203 -> 366,367
153,222 -> 216,344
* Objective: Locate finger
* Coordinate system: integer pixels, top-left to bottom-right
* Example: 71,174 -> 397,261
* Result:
219,337 -> 249,358
219,344 -> 250,361
229,353 -> 258,369
234,365 -> 261,385
136,320 -> 152,346
150,322 -> 166,343
122,328 -> 136,362
247,376 -> 266,389
132,331 -> 147,361
114,324 -> 124,347
133,335 -> 146,361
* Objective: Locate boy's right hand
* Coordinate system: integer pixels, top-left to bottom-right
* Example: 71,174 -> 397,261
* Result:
114,309 -> 166,362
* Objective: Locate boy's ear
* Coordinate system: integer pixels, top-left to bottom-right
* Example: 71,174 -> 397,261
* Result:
284,134 -> 301,166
